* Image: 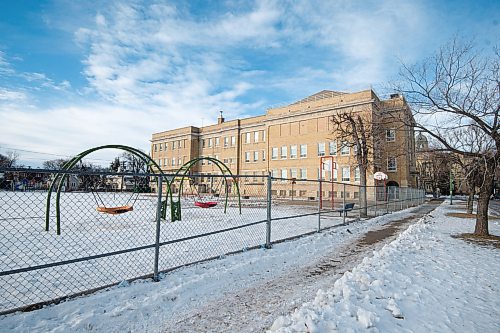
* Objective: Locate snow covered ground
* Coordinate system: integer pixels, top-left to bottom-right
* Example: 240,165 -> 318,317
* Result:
0,200 -> 498,332
270,202 -> 500,332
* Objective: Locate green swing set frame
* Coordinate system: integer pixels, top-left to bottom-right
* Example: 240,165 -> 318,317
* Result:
45,145 -> 241,235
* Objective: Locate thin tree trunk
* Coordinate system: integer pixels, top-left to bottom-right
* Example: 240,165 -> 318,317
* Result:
359,167 -> 368,217
474,167 -> 494,236
466,191 -> 474,214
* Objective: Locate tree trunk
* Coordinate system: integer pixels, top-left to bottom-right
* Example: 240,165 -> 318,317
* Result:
466,180 -> 475,214
359,166 -> 368,217
474,164 -> 495,236
466,192 -> 474,214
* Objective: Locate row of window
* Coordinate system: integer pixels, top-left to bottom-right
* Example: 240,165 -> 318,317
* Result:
157,155 -> 397,171
202,136 -> 235,148
153,140 -> 185,152
154,129 -> 395,153
270,141 -> 351,160
270,166 -> 361,182
244,150 -> 266,163
243,130 -> 266,144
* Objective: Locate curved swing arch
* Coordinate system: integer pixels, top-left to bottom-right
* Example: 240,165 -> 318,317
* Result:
168,157 -> 241,218
46,145 -> 172,235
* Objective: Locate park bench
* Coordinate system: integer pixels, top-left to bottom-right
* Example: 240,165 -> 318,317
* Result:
337,203 -> 355,216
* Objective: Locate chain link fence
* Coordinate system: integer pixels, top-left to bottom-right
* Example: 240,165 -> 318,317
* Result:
0,168 -> 425,314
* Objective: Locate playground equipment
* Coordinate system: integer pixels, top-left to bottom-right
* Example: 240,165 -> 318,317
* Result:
162,156 -> 241,222
45,145 -> 167,235
45,147 -> 241,234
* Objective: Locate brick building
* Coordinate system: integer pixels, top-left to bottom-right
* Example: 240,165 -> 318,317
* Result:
150,89 -> 417,197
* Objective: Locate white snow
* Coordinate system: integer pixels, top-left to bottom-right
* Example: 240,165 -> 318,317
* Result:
0,200 -> 498,332
269,202 -> 500,332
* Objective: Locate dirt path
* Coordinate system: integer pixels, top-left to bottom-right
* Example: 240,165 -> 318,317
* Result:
163,201 -> 442,333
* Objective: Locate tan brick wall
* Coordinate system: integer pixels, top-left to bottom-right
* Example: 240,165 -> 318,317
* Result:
150,89 -> 417,195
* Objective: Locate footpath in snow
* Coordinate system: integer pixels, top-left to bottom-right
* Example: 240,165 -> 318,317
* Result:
0,200 -> 498,332
270,201 -> 500,332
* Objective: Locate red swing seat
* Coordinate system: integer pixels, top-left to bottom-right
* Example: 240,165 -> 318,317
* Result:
194,201 -> 218,208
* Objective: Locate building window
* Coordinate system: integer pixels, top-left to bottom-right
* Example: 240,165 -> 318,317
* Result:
317,142 -> 325,156
386,129 -> 396,142
178,140 -> 182,149
281,169 -> 287,179
342,167 -> 350,181
333,168 -> 338,181
253,151 -> 259,162
245,152 -> 250,162
202,139 -> 206,148
231,136 -> 236,146
159,143 -> 163,151
172,141 -> 176,149
164,158 -> 168,166
245,132 -> 251,143
271,169 -> 278,178
208,138 -> 213,147
154,144 -> 157,152
171,158 -> 175,166
388,157 -> 397,171
340,142 -> 350,156
158,159 -> 162,166
165,142 -> 168,150
262,130 -> 266,142
290,168 -> 298,179
254,131 -> 259,143
300,168 -> 307,180
178,158 -> 182,166
329,141 -> 337,156
262,150 -> 266,161
355,166 -> 360,182
300,144 -> 307,158
215,137 -> 220,147
224,137 -> 228,147
290,145 -> 297,159
281,146 -> 287,159
271,147 -> 278,160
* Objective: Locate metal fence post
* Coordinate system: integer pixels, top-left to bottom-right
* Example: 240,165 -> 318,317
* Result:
400,187 -> 404,211
265,173 -> 272,249
342,183 -> 346,225
410,188 -> 413,207
317,179 -> 321,232
153,176 -> 163,282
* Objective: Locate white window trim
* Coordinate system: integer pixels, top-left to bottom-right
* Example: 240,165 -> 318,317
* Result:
387,157 -> 397,172
271,147 -> 278,160
281,146 -> 287,159
386,129 -> 396,142
300,144 -> 307,158
341,166 -> 350,182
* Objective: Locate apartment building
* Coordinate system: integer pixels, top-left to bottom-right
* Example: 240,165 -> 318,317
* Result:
150,89 -> 418,197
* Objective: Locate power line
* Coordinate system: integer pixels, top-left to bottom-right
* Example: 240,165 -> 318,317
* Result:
0,145 -> 115,163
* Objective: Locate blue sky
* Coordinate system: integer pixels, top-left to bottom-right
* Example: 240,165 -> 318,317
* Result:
0,0 -> 498,166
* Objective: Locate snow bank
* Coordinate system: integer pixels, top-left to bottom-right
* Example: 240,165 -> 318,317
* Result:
269,203 -> 500,332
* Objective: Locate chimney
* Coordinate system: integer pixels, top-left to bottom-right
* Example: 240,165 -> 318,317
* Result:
218,110 -> 225,124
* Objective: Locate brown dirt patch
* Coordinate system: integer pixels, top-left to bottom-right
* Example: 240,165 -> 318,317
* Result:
446,212 -> 500,220
452,233 -> 500,249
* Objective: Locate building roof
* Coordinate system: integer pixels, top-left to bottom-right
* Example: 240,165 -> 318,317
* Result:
290,90 -> 345,105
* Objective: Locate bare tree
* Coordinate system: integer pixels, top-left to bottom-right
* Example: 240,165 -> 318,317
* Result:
396,38 -> 499,235
456,156 -> 484,214
0,151 -> 19,167
43,158 -> 70,170
330,108 -> 379,217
